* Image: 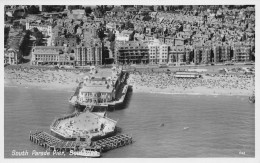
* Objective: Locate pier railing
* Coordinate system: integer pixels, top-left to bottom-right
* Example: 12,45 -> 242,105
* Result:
69,82 -> 83,104
50,112 -> 80,131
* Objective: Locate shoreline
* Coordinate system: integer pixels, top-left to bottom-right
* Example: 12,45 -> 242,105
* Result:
135,90 -> 250,97
4,80 -> 251,97
4,68 -> 253,97
4,80 -> 77,91
131,86 -> 252,96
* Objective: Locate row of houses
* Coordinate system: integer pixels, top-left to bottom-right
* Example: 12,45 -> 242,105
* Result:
114,40 -> 253,65
4,27 -> 25,65
5,6 -> 254,66
30,39 -> 253,67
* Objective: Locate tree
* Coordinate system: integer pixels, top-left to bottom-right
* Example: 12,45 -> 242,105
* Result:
4,27 -> 10,46
102,5 -> 110,13
110,41 -> 115,52
222,35 -> 226,42
163,6 -> 168,11
99,5 -> 104,14
85,7 -> 92,14
74,35 -> 81,44
129,31 -> 135,41
28,5 -> 40,14
43,5 -> 65,12
32,27 -> 39,33
5,13 -> 8,21
143,15 -> 152,21
140,12 -> 149,16
97,29 -> 105,40
13,9 -> 26,19
164,28 -> 168,35
93,8 -> 103,17
108,31 -> 115,42
154,33 -> 159,39
20,30 -> 31,56
74,24 -> 79,35
126,15 -> 131,19
149,6 -> 154,11
31,30 -> 44,46
120,23 -> 125,30
125,21 -> 134,30
178,24 -> 183,32
129,33 -> 134,41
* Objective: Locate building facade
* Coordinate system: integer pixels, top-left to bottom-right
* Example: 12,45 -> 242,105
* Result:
194,45 -> 212,64
77,67 -> 121,106
75,45 -> 102,66
54,37 -> 77,48
148,41 -> 169,64
4,48 -> 19,65
26,22 -> 52,36
213,45 -> 232,63
168,45 -> 187,64
233,45 -> 252,62
116,42 -> 149,64
31,46 -> 74,66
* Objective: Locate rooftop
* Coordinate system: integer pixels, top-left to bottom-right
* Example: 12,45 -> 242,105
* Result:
72,9 -> 86,15
139,7 -> 152,12
80,85 -> 113,93
111,6 -> 124,13
34,46 -> 64,49
125,7 -> 137,12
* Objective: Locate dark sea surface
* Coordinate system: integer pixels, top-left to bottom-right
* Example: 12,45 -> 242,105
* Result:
4,86 -> 255,158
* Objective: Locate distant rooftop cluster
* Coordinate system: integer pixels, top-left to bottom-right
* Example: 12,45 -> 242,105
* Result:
4,5 -> 255,66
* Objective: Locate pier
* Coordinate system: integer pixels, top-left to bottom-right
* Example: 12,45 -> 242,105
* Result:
29,131 -> 133,153
68,67 -> 130,112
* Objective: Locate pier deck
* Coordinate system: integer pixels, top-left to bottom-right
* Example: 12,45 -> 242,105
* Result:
29,131 -> 133,153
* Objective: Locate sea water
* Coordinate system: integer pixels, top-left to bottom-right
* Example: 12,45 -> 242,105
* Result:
4,86 -> 254,158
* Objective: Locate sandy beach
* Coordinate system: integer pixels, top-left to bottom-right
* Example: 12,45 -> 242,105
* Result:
4,67 -> 254,96
4,67 -> 88,91
127,72 -> 254,96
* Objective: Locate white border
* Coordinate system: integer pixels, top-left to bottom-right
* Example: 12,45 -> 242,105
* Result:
1,1 -> 259,163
